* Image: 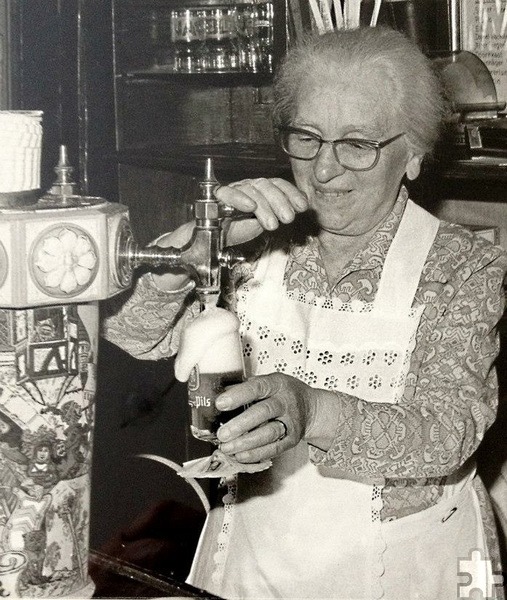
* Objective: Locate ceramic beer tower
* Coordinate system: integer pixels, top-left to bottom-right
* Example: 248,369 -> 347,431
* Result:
0,111 -> 134,598
0,112 -> 242,597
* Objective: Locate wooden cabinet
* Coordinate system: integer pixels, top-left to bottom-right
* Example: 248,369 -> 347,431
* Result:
112,0 -> 290,244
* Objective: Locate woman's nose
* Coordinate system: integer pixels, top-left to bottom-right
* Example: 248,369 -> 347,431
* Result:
313,142 -> 347,182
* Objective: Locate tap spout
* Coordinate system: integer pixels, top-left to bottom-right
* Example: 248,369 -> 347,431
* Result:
127,244 -> 183,270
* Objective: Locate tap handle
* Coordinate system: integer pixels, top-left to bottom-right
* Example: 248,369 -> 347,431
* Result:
219,204 -> 237,219
219,247 -> 246,269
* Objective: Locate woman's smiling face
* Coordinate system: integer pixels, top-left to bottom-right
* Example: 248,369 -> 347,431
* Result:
290,68 -> 422,237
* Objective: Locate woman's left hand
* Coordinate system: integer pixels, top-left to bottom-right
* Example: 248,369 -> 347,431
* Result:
215,374 -> 313,463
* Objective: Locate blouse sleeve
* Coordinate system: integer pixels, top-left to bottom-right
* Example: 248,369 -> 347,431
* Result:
100,234 -> 265,360
100,274 -> 200,360
309,241 -> 507,479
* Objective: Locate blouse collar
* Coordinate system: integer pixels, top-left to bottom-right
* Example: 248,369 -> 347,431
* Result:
288,186 -> 410,291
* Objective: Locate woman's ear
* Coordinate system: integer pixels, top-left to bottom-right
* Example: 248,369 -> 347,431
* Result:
405,154 -> 423,181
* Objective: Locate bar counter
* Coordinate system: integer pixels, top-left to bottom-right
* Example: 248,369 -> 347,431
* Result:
89,550 -> 222,599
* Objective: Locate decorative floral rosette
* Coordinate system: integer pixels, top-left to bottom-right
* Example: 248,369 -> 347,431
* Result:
31,225 -> 98,297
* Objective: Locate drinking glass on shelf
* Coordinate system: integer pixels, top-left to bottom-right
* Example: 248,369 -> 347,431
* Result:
236,1 -> 274,72
171,8 -> 207,72
200,7 -> 238,72
168,2 -> 274,74
150,9 -> 173,68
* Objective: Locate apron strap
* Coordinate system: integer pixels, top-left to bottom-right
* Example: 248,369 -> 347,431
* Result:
374,200 -> 440,314
253,243 -> 289,287
252,199 -> 440,316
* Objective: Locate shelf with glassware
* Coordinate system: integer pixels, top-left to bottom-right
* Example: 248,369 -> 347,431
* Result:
113,0 -> 287,170
113,0 -> 283,79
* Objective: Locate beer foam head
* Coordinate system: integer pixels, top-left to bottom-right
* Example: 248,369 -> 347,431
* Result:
175,307 -> 243,382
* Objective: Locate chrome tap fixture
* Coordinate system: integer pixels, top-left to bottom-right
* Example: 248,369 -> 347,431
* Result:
120,157 -> 244,309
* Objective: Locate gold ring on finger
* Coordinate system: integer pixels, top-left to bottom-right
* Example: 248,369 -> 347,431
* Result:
272,418 -> 288,442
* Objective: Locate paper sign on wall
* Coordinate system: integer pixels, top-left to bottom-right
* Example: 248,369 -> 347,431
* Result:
460,0 -> 507,107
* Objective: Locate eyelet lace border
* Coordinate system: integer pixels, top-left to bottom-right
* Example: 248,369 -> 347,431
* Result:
210,288 -> 423,596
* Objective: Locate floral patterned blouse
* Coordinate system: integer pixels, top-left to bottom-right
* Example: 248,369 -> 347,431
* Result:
102,187 -> 507,532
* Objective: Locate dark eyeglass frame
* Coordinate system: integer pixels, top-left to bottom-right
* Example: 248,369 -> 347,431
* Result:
278,126 -> 406,172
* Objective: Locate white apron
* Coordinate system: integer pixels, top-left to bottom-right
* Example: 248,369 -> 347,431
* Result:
187,200 -> 493,600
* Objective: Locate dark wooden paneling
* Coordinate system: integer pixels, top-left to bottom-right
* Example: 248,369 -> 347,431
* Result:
15,0 -> 116,199
78,0 -> 117,201
16,0 -> 79,190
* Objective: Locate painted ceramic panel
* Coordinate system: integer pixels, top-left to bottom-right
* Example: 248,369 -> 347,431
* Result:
0,199 -> 131,308
0,303 -> 97,598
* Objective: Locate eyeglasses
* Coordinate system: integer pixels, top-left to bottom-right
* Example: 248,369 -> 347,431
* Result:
278,126 -> 406,172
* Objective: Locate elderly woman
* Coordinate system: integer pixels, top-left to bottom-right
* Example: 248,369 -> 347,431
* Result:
104,26 -> 507,600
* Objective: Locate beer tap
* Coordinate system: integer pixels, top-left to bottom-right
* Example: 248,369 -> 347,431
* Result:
120,158 -> 244,310
8,148 -> 243,310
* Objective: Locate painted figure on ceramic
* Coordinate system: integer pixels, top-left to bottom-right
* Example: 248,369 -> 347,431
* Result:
0,303 -> 96,597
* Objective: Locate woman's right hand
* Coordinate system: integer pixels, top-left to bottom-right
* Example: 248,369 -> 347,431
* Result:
151,178 -> 308,291
216,177 -> 308,245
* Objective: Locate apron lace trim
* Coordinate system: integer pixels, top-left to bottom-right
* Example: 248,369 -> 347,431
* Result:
372,483 -> 387,599
371,311 -> 421,598
238,285 -> 423,402
286,290 -> 375,312
212,475 -> 237,589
